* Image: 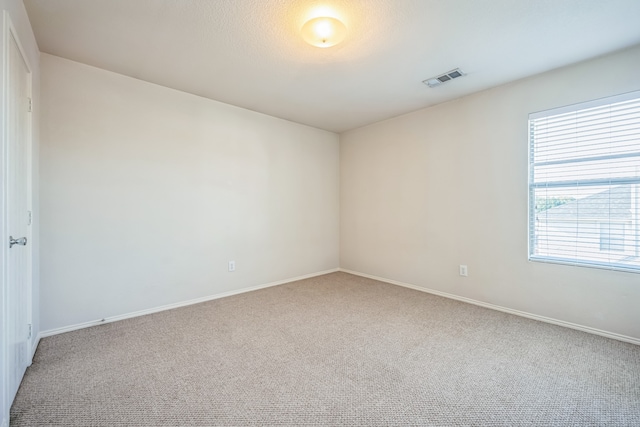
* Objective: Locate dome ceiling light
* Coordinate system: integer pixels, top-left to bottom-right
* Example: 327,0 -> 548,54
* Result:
301,16 -> 347,48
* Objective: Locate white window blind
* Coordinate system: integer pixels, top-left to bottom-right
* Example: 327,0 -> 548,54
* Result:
529,90 -> 640,273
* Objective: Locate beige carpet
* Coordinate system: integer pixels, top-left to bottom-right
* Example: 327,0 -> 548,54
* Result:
10,272 -> 640,426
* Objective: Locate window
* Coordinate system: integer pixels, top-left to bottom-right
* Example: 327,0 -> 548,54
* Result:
599,221 -> 625,252
529,91 -> 640,273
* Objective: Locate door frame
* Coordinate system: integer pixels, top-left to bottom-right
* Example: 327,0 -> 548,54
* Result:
1,10 -> 33,425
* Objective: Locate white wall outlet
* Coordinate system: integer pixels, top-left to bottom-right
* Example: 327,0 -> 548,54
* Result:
228,261 -> 236,272
459,265 -> 468,277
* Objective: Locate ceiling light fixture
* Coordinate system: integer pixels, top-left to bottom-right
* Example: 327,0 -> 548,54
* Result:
301,17 -> 347,48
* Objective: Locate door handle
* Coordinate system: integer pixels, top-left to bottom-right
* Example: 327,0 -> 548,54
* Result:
9,236 -> 27,248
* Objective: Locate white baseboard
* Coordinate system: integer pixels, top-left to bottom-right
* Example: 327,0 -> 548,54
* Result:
340,268 -> 640,346
29,333 -> 41,364
41,268 -> 340,338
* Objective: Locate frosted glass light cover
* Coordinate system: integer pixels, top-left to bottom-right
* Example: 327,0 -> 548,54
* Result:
301,17 -> 347,48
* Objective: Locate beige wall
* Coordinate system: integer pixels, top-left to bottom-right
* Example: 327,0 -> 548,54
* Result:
340,45 -> 640,340
40,44 -> 640,340
40,54 -> 339,332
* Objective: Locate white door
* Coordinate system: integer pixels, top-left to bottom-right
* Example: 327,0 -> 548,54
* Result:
5,22 -> 31,406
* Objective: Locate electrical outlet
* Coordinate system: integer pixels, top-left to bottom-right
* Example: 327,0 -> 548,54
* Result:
228,261 -> 235,272
459,265 -> 468,277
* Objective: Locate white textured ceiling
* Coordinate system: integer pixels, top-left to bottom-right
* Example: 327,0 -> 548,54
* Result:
24,0 -> 640,133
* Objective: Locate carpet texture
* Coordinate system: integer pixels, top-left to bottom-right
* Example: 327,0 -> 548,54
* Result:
10,272 -> 640,426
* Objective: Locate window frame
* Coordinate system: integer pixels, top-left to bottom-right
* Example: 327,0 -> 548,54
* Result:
528,90 -> 640,274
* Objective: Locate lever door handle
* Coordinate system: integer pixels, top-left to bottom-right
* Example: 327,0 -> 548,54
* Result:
9,236 -> 27,248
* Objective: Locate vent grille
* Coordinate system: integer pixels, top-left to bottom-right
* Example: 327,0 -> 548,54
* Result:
423,68 -> 465,88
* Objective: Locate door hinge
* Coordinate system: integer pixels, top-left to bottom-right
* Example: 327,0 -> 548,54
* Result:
27,210 -> 32,225
27,324 -> 32,339
27,97 -> 32,112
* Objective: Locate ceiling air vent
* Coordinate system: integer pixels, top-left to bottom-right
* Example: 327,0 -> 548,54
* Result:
423,68 -> 466,88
